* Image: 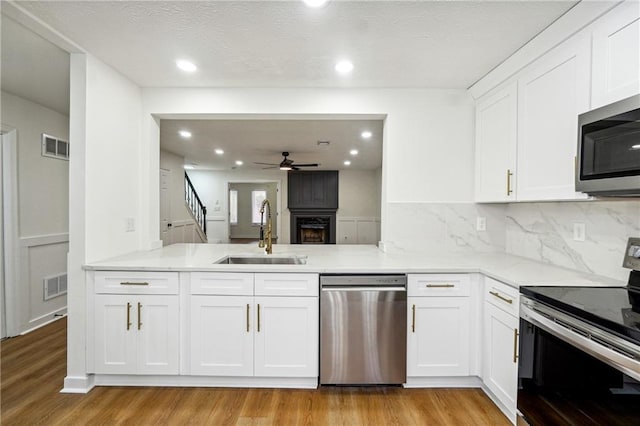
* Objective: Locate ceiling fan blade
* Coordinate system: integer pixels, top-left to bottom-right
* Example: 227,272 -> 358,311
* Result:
254,162 -> 279,166
292,163 -> 319,167
261,166 -> 278,169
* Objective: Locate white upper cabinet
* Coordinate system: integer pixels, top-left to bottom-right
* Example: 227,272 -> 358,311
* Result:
591,0 -> 640,109
517,32 -> 591,201
475,82 -> 518,202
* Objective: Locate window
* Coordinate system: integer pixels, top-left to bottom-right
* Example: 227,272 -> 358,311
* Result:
251,190 -> 267,224
229,190 -> 238,225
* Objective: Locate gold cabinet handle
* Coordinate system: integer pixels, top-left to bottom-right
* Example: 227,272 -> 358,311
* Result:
257,304 -> 261,333
513,329 -> 519,363
489,291 -> 513,304
411,304 -> 416,333
120,282 -> 149,286
137,302 -> 142,330
246,304 -> 250,333
126,302 -> 132,330
506,169 -> 513,196
426,283 -> 455,288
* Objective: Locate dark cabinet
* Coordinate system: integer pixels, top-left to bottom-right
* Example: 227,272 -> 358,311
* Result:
288,171 -> 338,210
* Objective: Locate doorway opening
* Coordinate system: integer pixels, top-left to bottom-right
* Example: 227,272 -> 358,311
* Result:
228,181 -> 279,244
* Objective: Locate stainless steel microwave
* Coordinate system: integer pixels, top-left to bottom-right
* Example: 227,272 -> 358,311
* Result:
576,94 -> 640,196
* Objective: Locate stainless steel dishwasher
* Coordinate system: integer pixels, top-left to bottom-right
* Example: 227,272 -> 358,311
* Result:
320,274 -> 407,385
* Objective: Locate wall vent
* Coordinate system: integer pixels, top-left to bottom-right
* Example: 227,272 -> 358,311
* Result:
43,273 -> 68,301
41,133 -> 69,160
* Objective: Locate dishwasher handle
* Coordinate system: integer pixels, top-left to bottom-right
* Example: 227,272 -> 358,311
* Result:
321,285 -> 406,292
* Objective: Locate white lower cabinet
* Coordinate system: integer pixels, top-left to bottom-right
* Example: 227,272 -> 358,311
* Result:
189,273 -> 319,380
407,274 -> 471,378
482,278 -> 520,422
94,294 -> 179,375
408,297 -> 470,376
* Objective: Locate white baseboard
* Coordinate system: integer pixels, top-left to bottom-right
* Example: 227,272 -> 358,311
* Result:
22,310 -> 67,335
93,375 -> 318,389
480,383 -> 516,425
404,376 -> 482,388
62,374 -> 95,394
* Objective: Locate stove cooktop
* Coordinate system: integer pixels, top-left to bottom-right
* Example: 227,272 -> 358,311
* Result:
520,286 -> 640,346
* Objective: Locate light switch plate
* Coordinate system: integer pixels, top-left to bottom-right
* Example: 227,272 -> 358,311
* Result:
573,222 -> 585,242
476,217 -> 486,231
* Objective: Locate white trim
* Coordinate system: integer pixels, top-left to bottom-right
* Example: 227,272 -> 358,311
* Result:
62,375 -> 95,394
2,128 -> 19,337
404,376 -> 482,388
19,233 -> 69,248
21,311 -> 67,335
481,382 -> 516,424
93,374 -> 318,389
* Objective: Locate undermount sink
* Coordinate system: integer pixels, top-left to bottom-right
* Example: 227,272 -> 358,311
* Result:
214,255 -> 308,265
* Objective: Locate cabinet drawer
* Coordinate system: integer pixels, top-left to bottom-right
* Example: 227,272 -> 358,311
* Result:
94,271 -> 179,294
408,274 -> 470,297
255,273 -> 319,297
484,276 -> 519,316
191,272 -> 253,295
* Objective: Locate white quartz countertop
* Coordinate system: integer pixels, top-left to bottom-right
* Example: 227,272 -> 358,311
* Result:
84,244 -> 626,289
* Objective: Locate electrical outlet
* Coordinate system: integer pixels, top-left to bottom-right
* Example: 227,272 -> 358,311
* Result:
573,222 -> 585,242
126,217 -> 135,232
476,217 -> 487,231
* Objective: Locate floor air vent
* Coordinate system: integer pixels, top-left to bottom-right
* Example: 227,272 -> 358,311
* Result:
44,274 -> 68,301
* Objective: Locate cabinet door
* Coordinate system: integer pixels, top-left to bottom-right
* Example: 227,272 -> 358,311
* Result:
136,295 -> 179,374
517,33 -> 591,201
483,302 -> 519,421
190,296 -> 253,376
407,297 -> 470,377
94,295 -> 137,374
591,0 -> 640,108
254,296 -> 319,377
475,82 -> 518,202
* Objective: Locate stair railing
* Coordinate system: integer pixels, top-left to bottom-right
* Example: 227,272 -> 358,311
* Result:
184,172 -> 207,237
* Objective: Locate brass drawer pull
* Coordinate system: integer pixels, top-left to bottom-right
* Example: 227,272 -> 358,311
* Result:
137,302 -> 142,330
411,304 -> 416,333
246,304 -> 250,333
257,304 -> 261,332
120,281 -> 150,286
126,302 -> 132,330
506,169 -> 513,196
513,329 -> 519,363
426,284 -> 455,288
489,291 -> 513,304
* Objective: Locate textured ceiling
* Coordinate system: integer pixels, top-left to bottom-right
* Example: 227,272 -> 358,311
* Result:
13,0 -> 577,89
160,118 -> 384,171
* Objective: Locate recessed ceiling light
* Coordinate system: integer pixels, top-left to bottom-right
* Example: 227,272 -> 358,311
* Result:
303,0 -> 329,8
335,60 -> 354,75
361,131 -> 372,139
183,164 -> 194,170
176,59 -> 197,73
350,149 -> 359,156
215,149 -> 224,155
235,160 -> 243,166
179,130 -> 192,139
344,160 -> 351,166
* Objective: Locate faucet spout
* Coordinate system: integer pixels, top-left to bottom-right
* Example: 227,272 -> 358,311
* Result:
258,199 -> 273,254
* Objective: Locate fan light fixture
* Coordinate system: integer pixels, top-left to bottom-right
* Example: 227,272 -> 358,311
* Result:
280,166 -> 293,171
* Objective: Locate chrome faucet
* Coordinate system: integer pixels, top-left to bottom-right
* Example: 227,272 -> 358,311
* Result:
258,199 -> 273,254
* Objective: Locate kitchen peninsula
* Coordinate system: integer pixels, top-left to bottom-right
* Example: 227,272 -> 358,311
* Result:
85,243 -> 623,422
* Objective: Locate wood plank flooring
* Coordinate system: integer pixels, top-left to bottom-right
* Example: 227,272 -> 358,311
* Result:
1,318 -> 509,425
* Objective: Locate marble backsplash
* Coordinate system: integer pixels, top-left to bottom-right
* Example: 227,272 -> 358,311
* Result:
384,200 -> 640,282
505,200 -> 640,282
384,202 -> 507,253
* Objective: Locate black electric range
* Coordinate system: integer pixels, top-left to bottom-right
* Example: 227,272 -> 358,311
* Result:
519,285 -> 640,345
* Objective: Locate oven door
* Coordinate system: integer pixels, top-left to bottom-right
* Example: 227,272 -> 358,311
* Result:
518,299 -> 640,425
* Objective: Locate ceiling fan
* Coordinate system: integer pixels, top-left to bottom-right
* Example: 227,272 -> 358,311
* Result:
254,151 -> 319,171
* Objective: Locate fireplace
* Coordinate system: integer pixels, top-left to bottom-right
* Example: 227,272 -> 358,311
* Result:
290,211 -> 336,244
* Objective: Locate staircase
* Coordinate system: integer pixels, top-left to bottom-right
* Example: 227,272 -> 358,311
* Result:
184,172 -> 207,242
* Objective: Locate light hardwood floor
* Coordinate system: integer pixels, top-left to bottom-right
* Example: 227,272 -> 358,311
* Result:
1,318 -> 509,425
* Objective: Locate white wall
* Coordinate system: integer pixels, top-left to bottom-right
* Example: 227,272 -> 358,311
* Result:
1,91 -> 69,333
141,88 -> 475,247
